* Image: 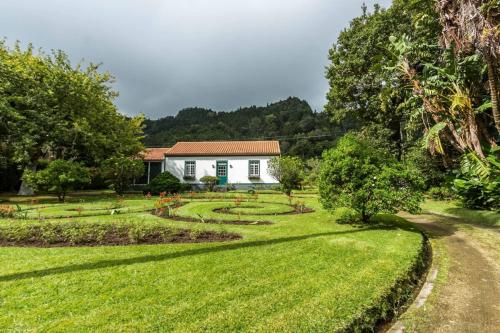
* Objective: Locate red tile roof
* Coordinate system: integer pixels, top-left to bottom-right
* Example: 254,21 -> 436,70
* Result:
165,141 -> 280,156
142,147 -> 171,161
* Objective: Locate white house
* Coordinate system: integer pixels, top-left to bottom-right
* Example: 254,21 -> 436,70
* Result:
140,141 -> 281,189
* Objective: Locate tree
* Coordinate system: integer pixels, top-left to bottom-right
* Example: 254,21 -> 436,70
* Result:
437,0 -> 500,134
388,36 -> 496,159
325,0 -> 441,159
267,156 -> 304,195
303,158 -> 322,187
23,160 -> 91,202
200,176 -> 218,192
0,41 -> 144,194
101,156 -> 144,195
318,135 -> 424,223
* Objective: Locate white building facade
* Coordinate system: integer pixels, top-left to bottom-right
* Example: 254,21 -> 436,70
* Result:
163,141 -> 280,189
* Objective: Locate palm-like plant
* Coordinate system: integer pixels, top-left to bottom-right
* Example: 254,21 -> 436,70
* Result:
437,0 -> 500,134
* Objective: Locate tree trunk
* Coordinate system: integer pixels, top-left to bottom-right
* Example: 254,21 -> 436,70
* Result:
466,111 -> 485,158
17,165 -> 36,196
485,54 -> 500,135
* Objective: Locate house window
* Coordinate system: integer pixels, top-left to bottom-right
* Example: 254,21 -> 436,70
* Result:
184,161 -> 196,178
249,160 -> 260,178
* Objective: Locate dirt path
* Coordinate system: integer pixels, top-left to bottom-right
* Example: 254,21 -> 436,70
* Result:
395,212 -> 500,333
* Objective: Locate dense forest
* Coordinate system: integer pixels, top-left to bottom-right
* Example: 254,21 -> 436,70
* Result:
144,97 -> 348,157
324,0 -> 499,209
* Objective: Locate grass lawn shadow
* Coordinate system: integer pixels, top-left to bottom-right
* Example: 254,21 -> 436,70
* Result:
0,225 -> 404,282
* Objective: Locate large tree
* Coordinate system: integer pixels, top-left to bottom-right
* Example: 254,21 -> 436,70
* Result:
0,41 -> 144,194
437,0 -> 500,134
325,0 -> 441,159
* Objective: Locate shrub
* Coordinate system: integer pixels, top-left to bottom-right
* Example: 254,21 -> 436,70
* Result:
146,171 -> 181,194
303,158 -> 322,187
180,183 -> 192,192
336,208 -> 361,224
0,221 -> 237,246
267,156 -> 304,195
318,134 -> 424,223
428,186 -> 455,201
454,179 -> 499,210
453,150 -> 500,211
200,176 -> 219,192
23,160 -> 91,202
101,156 -> 144,195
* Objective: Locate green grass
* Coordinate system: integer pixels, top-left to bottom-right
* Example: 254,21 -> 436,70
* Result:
0,191 -> 425,332
422,199 -> 500,227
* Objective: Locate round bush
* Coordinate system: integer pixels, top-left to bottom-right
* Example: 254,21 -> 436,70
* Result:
146,171 -> 182,194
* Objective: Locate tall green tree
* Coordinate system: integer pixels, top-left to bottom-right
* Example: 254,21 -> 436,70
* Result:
0,41 -> 144,194
101,156 -> 144,195
437,0 -> 500,134
325,0 -> 441,159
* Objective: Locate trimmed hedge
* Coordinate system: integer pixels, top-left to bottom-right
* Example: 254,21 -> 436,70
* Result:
0,221 -> 240,246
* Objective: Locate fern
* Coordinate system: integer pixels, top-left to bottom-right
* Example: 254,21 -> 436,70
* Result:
460,152 -> 491,180
424,122 -> 446,154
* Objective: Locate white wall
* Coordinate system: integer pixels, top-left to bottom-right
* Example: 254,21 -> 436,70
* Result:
164,156 -> 279,185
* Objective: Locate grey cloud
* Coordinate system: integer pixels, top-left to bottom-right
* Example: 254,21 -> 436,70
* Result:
0,0 -> 392,119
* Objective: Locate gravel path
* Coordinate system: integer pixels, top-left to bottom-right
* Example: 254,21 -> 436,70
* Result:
394,212 -> 500,333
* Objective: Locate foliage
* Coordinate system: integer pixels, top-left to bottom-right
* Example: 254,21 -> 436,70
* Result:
101,156 -> 144,195
302,158 -> 322,187
0,40 -> 144,192
388,36 -> 496,159
336,208 -> 361,224
146,171 -> 182,195
200,176 -> 219,192
267,156 -> 304,195
453,149 -> 500,210
0,220 -> 235,246
318,135 -> 424,222
325,1 -> 498,208
144,97 -> 343,158
0,204 -> 26,219
325,0 -> 441,159
402,145 -> 449,189
436,0 -> 500,134
23,160 -> 91,202
427,186 -> 456,201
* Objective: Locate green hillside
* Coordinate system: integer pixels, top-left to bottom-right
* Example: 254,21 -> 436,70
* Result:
144,97 -> 347,157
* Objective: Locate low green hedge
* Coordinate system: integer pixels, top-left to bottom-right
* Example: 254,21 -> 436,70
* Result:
0,221 -> 240,246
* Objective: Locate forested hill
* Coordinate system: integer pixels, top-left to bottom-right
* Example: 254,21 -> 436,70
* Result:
144,97 -> 346,157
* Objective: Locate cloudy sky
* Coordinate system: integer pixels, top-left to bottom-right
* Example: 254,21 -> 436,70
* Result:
0,0 -> 391,119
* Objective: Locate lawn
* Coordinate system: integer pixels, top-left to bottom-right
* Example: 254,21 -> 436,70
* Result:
0,191 -> 425,332
422,199 -> 500,227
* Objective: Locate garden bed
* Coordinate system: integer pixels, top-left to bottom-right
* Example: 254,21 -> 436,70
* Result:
156,211 -> 272,225
213,204 -> 314,215
0,221 -> 241,247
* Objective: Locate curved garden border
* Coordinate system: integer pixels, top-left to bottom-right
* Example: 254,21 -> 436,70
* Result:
212,204 -> 314,215
346,232 -> 432,332
156,213 -> 273,225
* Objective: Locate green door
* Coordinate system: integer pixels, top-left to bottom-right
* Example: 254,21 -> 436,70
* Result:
216,161 -> 228,185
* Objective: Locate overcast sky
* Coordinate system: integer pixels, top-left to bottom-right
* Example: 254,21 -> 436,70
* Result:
0,0 -> 391,119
